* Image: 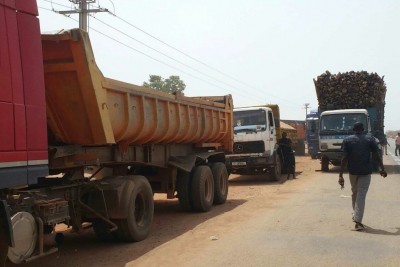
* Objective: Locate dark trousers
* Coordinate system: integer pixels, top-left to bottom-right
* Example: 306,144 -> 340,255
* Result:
282,150 -> 295,176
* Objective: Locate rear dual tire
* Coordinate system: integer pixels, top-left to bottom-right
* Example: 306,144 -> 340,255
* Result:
211,163 -> 229,205
177,164 -> 226,212
114,176 -> 154,242
93,175 -> 154,242
191,165 -> 214,212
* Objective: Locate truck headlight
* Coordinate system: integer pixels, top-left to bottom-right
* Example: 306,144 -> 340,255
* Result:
320,143 -> 328,150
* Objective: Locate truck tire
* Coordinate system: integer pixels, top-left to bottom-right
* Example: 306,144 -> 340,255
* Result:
92,219 -> 114,242
191,165 -> 214,212
211,163 -> 229,205
331,161 -> 340,167
0,222 -> 8,267
176,170 -> 193,212
269,155 -> 282,181
114,176 -> 154,242
0,203 -> 10,267
321,157 -> 329,172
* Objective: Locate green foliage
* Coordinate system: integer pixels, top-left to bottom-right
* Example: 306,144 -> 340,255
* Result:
143,75 -> 186,94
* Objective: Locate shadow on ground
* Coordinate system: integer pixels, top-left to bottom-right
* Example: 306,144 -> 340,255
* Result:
7,198 -> 246,267
315,164 -> 400,174
364,225 -> 400,236
229,171 -> 303,186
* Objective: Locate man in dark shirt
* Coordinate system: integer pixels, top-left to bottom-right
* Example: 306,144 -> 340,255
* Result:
338,122 -> 387,231
278,132 -> 295,179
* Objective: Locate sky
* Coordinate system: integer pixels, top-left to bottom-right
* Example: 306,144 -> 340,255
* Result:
37,0 -> 400,131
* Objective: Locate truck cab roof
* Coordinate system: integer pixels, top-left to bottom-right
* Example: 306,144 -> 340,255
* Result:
320,109 -> 368,115
234,106 -> 272,112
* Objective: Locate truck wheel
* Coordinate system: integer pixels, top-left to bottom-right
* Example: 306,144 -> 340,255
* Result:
191,165 -> 214,212
211,162 -> 229,205
114,176 -> 154,242
321,157 -> 329,172
176,170 -> 193,212
269,155 -> 282,181
0,223 -> 8,267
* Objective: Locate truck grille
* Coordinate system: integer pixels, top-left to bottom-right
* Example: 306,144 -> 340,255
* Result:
233,141 -> 265,154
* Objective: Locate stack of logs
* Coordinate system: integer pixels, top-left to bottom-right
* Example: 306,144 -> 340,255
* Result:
314,70 -> 386,110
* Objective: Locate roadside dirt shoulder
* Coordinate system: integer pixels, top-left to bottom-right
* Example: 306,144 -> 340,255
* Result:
9,156 -> 321,267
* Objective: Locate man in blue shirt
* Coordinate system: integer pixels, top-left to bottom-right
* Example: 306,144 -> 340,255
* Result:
338,122 -> 387,231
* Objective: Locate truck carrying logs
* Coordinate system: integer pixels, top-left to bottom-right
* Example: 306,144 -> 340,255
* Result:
314,70 -> 387,171
314,70 -> 386,113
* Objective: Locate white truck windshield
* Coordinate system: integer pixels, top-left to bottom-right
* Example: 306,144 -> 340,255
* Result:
233,110 -> 267,132
320,113 -> 368,132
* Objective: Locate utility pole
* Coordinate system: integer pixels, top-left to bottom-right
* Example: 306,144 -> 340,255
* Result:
304,103 -> 310,118
57,0 -> 109,32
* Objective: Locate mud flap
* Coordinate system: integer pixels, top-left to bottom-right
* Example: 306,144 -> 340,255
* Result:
0,200 -> 13,266
0,200 -> 13,247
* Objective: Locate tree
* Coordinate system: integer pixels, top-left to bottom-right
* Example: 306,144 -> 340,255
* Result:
143,75 -> 186,94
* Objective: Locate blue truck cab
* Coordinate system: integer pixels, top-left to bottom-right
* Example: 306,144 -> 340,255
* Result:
306,110 -> 319,159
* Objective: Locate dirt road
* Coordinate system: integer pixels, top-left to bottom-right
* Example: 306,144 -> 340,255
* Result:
7,155 -> 400,267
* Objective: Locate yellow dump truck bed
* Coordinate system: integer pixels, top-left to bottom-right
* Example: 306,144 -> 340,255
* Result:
41,29 -> 233,152
279,121 -> 298,146
264,104 -> 298,148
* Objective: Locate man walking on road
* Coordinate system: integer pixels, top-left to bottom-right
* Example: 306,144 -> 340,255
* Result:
395,133 -> 400,156
381,134 -> 389,155
338,122 -> 387,231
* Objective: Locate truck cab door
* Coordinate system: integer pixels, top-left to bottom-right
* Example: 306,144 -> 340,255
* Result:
267,111 -> 276,154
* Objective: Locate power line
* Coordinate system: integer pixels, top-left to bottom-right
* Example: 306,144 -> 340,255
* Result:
38,2 -> 272,102
112,14 -> 280,97
90,15 -> 266,97
41,0 -> 74,9
38,1 -> 304,109
37,6 -> 259,101
108,13 -> 304,105
46,0 -> 109,32
88,28 -> 261,101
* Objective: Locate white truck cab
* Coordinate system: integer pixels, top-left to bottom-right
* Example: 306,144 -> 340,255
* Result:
318,109 -> 371,171
225,106 -> 282,180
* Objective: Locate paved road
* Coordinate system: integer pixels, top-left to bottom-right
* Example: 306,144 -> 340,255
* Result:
7,155 -> 400,267
131,156 -> 400,267
387,138 -> 399,160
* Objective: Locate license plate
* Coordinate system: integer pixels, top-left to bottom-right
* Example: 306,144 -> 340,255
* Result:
232,162 -> 246,166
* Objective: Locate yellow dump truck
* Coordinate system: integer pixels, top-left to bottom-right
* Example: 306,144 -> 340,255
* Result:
0,18 -> 233,263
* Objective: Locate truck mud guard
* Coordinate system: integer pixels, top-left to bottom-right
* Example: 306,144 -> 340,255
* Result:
0,200 -> 14,247
168,151 -> 225,173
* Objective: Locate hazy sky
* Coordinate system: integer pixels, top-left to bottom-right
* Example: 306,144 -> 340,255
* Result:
37,0 -> 400,130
